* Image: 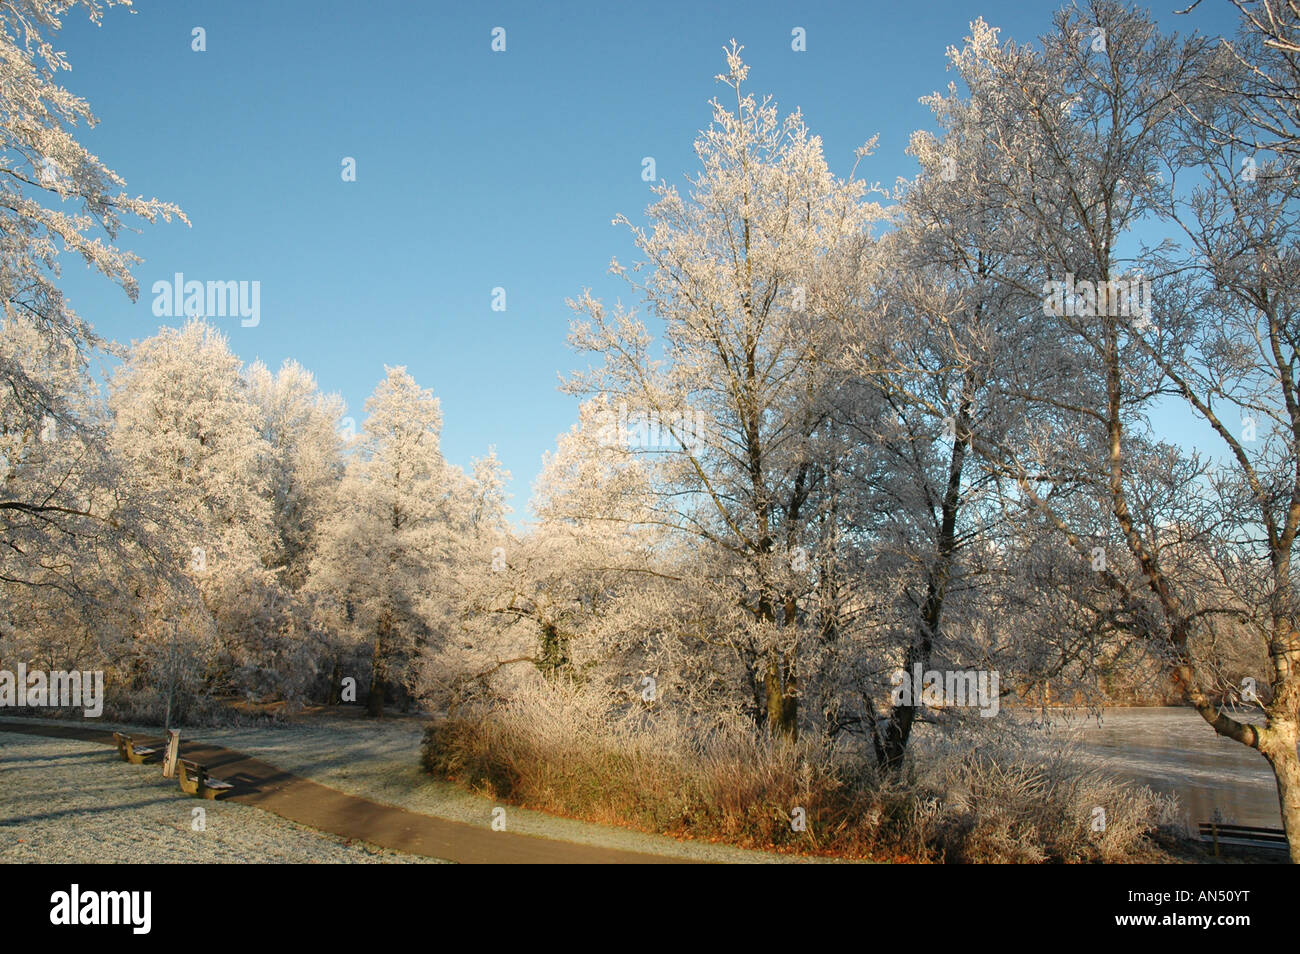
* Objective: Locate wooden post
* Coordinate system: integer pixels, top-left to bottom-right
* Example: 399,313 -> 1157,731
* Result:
162,729 -> 181,779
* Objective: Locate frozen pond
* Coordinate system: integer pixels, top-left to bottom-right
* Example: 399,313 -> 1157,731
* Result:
1047,707 -> 1282,829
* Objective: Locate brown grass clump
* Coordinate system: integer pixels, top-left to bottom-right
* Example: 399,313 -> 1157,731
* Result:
422,686 -> 1178,862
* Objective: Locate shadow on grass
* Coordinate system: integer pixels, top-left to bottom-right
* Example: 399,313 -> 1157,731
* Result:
0,793 -> 185,826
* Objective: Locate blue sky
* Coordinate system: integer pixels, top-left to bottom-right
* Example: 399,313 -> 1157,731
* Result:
54,0 -> 1242,512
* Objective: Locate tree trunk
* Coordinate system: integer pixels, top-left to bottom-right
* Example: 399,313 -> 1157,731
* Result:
367,629 -> 386,718
539,621 -> 569,679
875,689 -> 917,772
876,384 -> 971,773
1261,721 -> 1300,864
327,656 -> 343,706
764,651 -> 798,738
756,583 -> 798,738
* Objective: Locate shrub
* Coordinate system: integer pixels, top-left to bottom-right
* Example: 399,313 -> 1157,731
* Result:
421,684 -> 1178,861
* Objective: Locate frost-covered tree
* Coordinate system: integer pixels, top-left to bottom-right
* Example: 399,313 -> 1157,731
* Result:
1193,0 -> 1300,160
427,398 -> 747,725
0,314 -> 182,702
832,10 -> 1160,770
914,1 -> 1300,859
567,45 -> 883,736
0,0 -> 185,408
309,367 -> 471,716
246,358 -> 347,590
466,449 -> 510,542
1139,9 -> 1300,858
109,319 -> 286,699
0,0 -> 184,644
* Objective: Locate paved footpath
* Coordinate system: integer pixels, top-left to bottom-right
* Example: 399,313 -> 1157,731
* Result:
0,719 -> 686,864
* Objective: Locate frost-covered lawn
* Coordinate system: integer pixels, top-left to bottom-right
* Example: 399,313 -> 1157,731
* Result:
0,730 -> 436,863
0,714 -> 819,862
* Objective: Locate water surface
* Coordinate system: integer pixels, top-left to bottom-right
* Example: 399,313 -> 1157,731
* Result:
1052,707 -> 1281,829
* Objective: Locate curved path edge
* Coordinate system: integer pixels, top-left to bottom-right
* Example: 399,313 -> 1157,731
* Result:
0,719 -> 688,864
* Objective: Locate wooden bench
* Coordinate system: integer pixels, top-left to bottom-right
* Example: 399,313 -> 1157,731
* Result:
1198,821 -> 1288,852
176,758 -> 234,799
112,732 -> 161,764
